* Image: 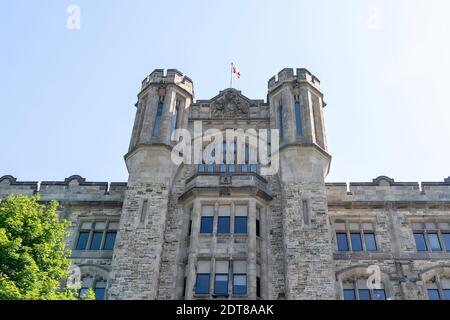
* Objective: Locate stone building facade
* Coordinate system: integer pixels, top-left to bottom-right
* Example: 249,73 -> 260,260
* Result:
1,68 -> 450,300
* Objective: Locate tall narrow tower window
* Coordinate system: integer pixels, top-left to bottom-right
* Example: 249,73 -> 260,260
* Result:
295,95 -> 303,136
278,103 -> 284,141
170,100 -> 180,141
152,95 -> 165,137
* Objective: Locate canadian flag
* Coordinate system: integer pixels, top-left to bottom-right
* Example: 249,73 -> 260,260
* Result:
232,63 -> 241,78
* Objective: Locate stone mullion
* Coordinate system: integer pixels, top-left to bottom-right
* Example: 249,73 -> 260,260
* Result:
260,206 -> 269,299
247,199 -> 257,299
186,198 -> 201,299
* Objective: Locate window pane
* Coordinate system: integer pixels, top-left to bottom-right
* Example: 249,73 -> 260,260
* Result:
233,274 -> 247,295
364,233 -> 377,251
336,233 -> 349,251
200,217 -> 213,234
76,232 -> 89,250
443,289 -> 450,300
207,164 -> 214,172
217,217 -> 230,234
343,289 -> 355,300
241,164 -> 248,173
295,101 -> 302,136
89,231 -> 103,250
214,274 -> 228,295
195,274 -> 210,294
443,233 -> 450,252
256,219 -> 261,237
428,233 -> 442,251
229,164 -> 236,173
198,164 -> 206,172
350,233 -> 363,251
94,288 -> 105,300
358,289 -> 371,300
373,289 -> 386,300
250,164 -> 257,173
152,101 -> 164,137
220,164 -> 227,173
256,277 -> 261,298
103,231 -> 117,250
428,289 -> 440,300
414,233 -> 427,251
78,288 -> 89,299
234,216 -> 247,234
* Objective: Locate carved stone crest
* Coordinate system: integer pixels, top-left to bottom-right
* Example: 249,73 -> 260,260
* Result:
211,90 -> 250,118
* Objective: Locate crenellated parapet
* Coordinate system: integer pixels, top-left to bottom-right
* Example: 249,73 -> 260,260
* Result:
326,176 -> 450,203
140,68 -> 194,97
0,175 -> 127,203
268,68 -> 321,94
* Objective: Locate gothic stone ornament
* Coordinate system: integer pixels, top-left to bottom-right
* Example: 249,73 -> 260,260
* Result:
211,91 -> 250,118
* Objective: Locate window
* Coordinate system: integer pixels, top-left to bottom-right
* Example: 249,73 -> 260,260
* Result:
103,231 -> 117,250
214,261 -> 229,296
426,276 -> 450,300
294,97 -> 302,136
200,206 -> 214,234
256,277 -> 261,298
152,98 -> 164,137
444,289 -> 450,300
279,104 -> 284,141
234,205 -> 248,234
78,287 -> 90,299
256,208 -> 261,237
428,233 -> 442,251
220,164 -> 227,173
233,261 -> 247,295
90,231 -> 103,250
170,102 -> 179,140
195,261 -> 210,295
76,221 -> 118,252
76,232 -> 89,250
343,289 -> 355,300
218,206 -> 231,234
364,233 -> 377,251
443,233 -> 450,252
358,289 -> 370,300
207,164 -> 215,173
350,233 -> 363,252
241,164 -> 248,172
94,287 -> 106,300
373,289 -> 386,300
336,233 -> 349,251
428,289 -> 440,300
414,233 -> 428,251
250,164 -> 257,173
198,164 -> 206,172
79,278 -> 107,300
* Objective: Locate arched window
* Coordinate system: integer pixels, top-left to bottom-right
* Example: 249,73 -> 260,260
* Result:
170,100 -> 180,141
421,267 -> 450,300
152,95 -> 165,137
294,95 -> 302,136
76,266 -> 109,300
337,266 -> 391,300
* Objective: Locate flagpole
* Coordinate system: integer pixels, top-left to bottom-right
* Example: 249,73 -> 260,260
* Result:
230,62 -> 233,88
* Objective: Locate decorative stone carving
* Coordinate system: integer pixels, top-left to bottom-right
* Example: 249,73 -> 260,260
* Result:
211,90 -> 250,118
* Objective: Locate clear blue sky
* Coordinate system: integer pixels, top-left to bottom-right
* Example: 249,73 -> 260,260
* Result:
1,0 -> 449,183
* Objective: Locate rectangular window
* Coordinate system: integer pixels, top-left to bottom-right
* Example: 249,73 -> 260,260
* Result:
207,164 -> 215,173
256,219 -> 260,237
170,104 -> 179,141
295,100 -> 302,136
279,105 -> 284,141
220,164 -> 227,173
214,260 -> 229,296
235,217 -> 247,234
94,288 -> 105,300
358,289 -> 371,300
443,233 -> 450,252
152,100 -> 164,137
428,233 -> 442,251
233,261 -> 247,295
336,233 -> 349,251
103,231 -> 117,250
373,289 -> 386,300
198,164 -> 206,172
428,289 -> 440,300
343,289 -> 356,300
350,233 -> 363,251
414,233 -> 428,251
250,164 -> 257,173
78,287 -> 90,299
196,261 -> 210,295
200,206 -> 214,234
443,289 -> 450,300
76,232 -> 89,250
364,233 -> 377,251
89,231 -> 103,250
256,277 -> 261,298
218,217 -> 230,234
241,164 -> 248,172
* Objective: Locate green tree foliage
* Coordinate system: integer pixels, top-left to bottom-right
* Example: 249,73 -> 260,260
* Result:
0,194 -> 85,300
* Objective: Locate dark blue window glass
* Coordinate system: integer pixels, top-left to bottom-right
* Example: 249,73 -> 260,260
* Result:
89,231 -> 103,250
373,289 -> 386,300
217,217 -> 230,234
428,289 -> 440,300
233,274 -> 247,295
336,233 -> 349,251
443,233 -> 450,252
94,288 -> 105,300
200,217 -> 213,234
198,164 -> 206,172
428,233 -> 442,251
256,219 -> 260,237
207,164 -> 214,172
364,233 -> 377,251
351,233 -> 363,252
214,274 -> 228,295
103,231 -> 117,250
220,164 -> 227,173
358,289 -> 371,300
195,274 -> 210,294
443,289 -> 450,300
234,217 -> 247,234
152,100 -> 164,137
78,288 -> 89,299
343,289 -> 356,300
295,101 -> 302,136
414,233 -> 428,251
229,164 -> 236,173
76,232 -> 89,250
241,164 -> 248,172
279,105 -> 284,140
